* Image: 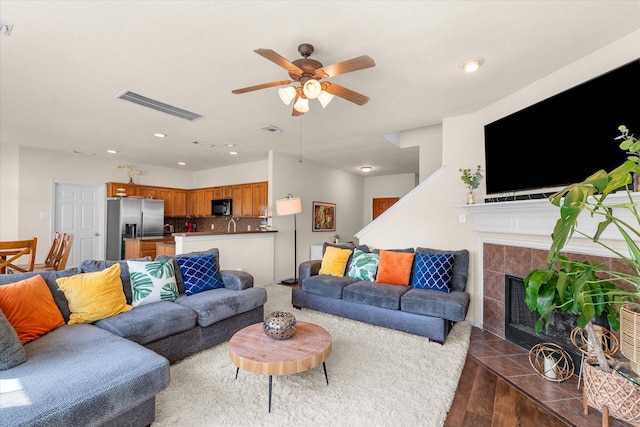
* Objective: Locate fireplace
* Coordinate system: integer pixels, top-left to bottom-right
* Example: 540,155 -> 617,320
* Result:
504,274 -> 609,370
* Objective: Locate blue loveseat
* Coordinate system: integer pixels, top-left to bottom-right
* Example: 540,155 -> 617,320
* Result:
0,249 -> 266,427
292,244 -> 470,343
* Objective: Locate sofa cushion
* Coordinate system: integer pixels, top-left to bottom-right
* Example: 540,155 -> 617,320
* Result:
0,323 -> 169,427
0,309 -> 26,370
411,252 -> 455,292
375,250 -> 415,286
401,288 -> 470,322
318,246 -> 353,277
415,248 -> 469,292
343,281 -> 410,310
0,275 -> 65,344
127,259 -> 179,307
56,263 -> 132,324
94,301 -> 197,345
156,248 -> 220,294
174,287 -> 267,327
80,258 -> 150,304
0,268 -> 82,322
346,248 -> 380,281
301,274 -> 360,299
176,253 -> 224,295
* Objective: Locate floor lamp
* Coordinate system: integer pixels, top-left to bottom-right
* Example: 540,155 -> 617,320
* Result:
276,194 -> 303,285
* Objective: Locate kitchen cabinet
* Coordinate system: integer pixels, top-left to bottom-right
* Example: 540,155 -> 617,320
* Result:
172,190 -> 187,216
124,238 -> 170,260
106,181 -> 266,218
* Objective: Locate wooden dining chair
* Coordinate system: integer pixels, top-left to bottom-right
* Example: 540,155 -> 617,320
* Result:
30,231 -> 64,271
49,233 -> 73,271
0,238 -> 38,273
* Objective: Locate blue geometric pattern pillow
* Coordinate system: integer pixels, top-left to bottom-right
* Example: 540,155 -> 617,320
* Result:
176,254 -> 224,296
346,248 -> 380,281
410,253 -> 455,293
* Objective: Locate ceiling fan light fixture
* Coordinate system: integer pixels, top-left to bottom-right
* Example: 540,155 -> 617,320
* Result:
293,96 -> 309,113
317,90 -> 335,108
278,86 -> 297,105
302,79 -> 322,99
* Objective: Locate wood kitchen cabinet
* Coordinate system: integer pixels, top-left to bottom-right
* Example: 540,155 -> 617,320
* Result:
231,185 -> 243,217
172,190 -> 187,216
252,182 -> 267,216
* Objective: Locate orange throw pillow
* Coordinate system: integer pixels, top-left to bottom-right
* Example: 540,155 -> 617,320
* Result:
0,275 -> 65,344
375,250 -> 415,286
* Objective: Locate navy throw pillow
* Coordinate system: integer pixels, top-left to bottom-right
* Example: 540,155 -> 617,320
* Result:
176,254 -> 224,295
410,252 -> 455,293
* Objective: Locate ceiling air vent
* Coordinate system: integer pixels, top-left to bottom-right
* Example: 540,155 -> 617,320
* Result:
116,90 -> 203,121
261,125 -> 283,133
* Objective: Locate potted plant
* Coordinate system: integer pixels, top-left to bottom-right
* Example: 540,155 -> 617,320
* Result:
524,125 -> 640,423
459,165 -> 483,204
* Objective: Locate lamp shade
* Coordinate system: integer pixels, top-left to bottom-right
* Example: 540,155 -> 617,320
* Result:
317,90 -> 334,108
276,196 -> 302,216
278,87 -> 297,105
303,79 -> 322,99
293,96 -> 309,113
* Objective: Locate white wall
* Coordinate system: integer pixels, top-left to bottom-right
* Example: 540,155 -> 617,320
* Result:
193,159 -> 268,187
362,173 -> 416,224
271,151 -> 365,282
358,30 -> 640,328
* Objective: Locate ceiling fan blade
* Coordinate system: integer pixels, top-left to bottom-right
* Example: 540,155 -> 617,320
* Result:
323,82 -> 370,105
231,80 -> 293,94
254,49 -> 304,77
314,55 -> 375,78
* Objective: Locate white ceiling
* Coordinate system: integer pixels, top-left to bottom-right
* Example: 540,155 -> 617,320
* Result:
1,1 -> 639,176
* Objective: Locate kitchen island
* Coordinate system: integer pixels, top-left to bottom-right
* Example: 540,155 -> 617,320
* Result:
172,230 -> 277,285
123,236 -> 175,259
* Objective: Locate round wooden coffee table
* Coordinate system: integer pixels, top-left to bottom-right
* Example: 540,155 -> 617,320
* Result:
229,320 -> 332,412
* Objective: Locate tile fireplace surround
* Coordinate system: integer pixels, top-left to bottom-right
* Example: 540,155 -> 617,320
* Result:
464,192 -> 640,338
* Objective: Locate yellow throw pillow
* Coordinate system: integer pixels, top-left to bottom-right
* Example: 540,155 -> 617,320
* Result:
318,246 -> 353,277
56,263 -> 131,324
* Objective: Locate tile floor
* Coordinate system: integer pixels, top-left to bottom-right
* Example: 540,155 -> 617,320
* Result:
468,326 -> 635,427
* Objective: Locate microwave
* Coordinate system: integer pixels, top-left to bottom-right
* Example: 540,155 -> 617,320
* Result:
211,198 -> 232,216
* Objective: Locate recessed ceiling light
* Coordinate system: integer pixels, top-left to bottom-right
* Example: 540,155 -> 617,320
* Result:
107,149 -> 119,154
178,162 -> 186,166
154,133 -> 167,138
459,57 -> 485,73
229,151 -> 238,155
225,143 -> 236,147
360,166 -> 373,172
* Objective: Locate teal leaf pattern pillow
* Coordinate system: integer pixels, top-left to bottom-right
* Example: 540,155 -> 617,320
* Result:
410,253 -> 455,292
127,259 -> 179,307
346,248 -> 380,281
176,253 -> 224,296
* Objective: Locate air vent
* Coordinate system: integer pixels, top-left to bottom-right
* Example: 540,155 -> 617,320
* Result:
116,90 -> 203,121
192,140 -> 214,148
261,125 -> 283,133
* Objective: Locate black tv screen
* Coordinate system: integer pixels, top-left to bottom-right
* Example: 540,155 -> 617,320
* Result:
484,59 -> 640,196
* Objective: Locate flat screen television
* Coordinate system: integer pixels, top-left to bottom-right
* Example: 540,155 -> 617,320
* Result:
484,59 -> 640,197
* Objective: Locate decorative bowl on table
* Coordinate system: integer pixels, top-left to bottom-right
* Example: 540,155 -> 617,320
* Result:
263,311 -> 297,340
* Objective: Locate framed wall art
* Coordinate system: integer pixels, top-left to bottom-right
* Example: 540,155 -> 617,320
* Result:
312,201 -> 336,232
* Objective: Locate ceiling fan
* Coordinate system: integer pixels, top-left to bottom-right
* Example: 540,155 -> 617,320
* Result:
231,43 -> 375,116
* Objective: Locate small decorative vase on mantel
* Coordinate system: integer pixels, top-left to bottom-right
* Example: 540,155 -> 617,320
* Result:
466,188 -> 476,205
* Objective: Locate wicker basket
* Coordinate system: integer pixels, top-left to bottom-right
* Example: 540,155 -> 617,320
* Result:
582,361 -> 640,426
621,304 -> 640,375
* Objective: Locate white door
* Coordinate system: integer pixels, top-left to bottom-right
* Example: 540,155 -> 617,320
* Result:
54,182 -> 104,267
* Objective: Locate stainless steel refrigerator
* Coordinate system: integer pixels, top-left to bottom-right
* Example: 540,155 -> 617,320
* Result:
106,198 -> 165,260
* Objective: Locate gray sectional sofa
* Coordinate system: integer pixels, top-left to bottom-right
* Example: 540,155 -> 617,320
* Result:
292,244 -> 470,343
0,249 -> 267,427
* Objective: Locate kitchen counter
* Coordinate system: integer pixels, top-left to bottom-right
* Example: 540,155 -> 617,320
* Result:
172,230 -> 277,285
171,230 -> 277,237
123,236 -> 175,242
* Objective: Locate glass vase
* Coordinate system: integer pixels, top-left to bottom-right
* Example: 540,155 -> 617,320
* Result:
466,188 -> 476,204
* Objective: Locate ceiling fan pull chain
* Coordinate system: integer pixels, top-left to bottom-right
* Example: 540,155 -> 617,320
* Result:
299,117 -> 303,163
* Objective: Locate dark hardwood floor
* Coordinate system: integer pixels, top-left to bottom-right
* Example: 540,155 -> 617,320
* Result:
444,326 -> 634,427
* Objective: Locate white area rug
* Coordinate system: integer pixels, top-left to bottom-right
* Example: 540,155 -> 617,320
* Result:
153,284 -> 471,427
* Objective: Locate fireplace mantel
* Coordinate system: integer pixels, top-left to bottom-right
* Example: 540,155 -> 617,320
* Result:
463,192 -> 639,241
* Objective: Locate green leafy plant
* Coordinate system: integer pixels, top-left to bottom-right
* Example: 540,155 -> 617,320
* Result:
524,125 -> 640,373
459,165 -> 483,189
